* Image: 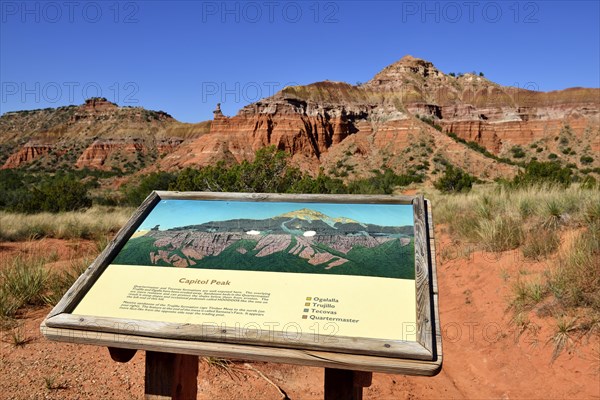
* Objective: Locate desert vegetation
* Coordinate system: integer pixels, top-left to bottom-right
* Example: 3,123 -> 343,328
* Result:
1,147 -> 426,212
0,207 -> 132,242
0,146 -> 598,364
0,246 -> 94,323
430,183 -> 600,357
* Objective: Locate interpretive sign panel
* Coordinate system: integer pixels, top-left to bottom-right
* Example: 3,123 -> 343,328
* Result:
42,192 -> 441,375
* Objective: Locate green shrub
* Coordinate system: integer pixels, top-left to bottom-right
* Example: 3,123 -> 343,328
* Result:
417,115 -> 442,131
122,171 -> 177,206
171,147 -> 421,195
347,168 -> 422,194
434,165 -> 475,193
511,145 -> 526,159
290,173 -> 347,194
0,170 -> 94,213
23,175 -> 91,213
40,175 -> 92,212
512,161 -> 572,187
580,155 -> 594,165
561,147 -> 570,155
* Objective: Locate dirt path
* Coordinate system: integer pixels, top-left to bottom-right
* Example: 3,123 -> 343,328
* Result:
0,231 -> 598,399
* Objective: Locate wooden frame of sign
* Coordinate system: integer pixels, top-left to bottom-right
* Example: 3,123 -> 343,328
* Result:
41,191 -> 441,399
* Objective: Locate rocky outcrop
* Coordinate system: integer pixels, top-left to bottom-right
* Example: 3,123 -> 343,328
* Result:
158,97 -> 371,172
80,97 -> 119,113
435,92 -> 599,155
75,139 -> 145,169
2,143 -> 53,169
2,57 -> 598,179
157,55 -> 598,178
0,99 -> 210,171
157,138 -> 185,155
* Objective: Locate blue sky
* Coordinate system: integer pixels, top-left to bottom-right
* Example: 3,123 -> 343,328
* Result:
137,200 -> 414,230
1,1 -> 598,122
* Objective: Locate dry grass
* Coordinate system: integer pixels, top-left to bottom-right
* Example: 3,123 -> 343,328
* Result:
43,257 -> 91,306
477,215 -> 523,252
549,317 -> 578,361
0,206 -> 127,324
548,223 -> 600,312
3,322 -> 34,347
511,279 -> 547,312
43,375 -> 69,391
0,252 -> 95,320
430,184 -> 599,254
0,206 -> 132,241
0,254 -> 49,318
521,226 -> 561,260
430,183 -> 600,358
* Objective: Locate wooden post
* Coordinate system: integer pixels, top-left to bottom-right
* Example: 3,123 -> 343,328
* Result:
324,368 -> 373,400
145,351 -> 199,400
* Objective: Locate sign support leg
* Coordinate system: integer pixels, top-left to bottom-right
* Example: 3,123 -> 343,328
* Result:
144,351 -> 199,400
108,347 -> 137,363
324,368 -> 373,400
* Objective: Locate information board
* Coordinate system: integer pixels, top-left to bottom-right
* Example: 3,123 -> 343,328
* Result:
42,192 -> 441,375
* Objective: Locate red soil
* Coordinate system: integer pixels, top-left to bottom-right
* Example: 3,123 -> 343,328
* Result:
0,230 -> 598,399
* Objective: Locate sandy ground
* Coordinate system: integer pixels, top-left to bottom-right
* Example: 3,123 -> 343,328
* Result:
1,232 -> 599,400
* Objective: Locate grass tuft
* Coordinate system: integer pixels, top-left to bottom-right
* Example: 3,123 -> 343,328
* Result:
1,252 -> 94,320
521,226 -> 560,260
0,255 -> 49,317
477,215 -> 523,252
511,279 -> 547,312
3,323 -> 34,347
549,318 -> 578,361
548,226 -> 600,311
543,199 -> 566,229
518,197 -> 537,219
429,183 -> 600,361
202,357 -> 241,380
583,201 -> 600,226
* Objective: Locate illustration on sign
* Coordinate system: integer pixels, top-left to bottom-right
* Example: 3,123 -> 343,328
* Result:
112,200 -> 415,280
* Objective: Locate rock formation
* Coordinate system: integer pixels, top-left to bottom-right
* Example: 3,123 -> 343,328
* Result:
155,55 -> 598,179
2,143 -> 53,169
0,99 -> 210,170
2,56 -> 598,180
